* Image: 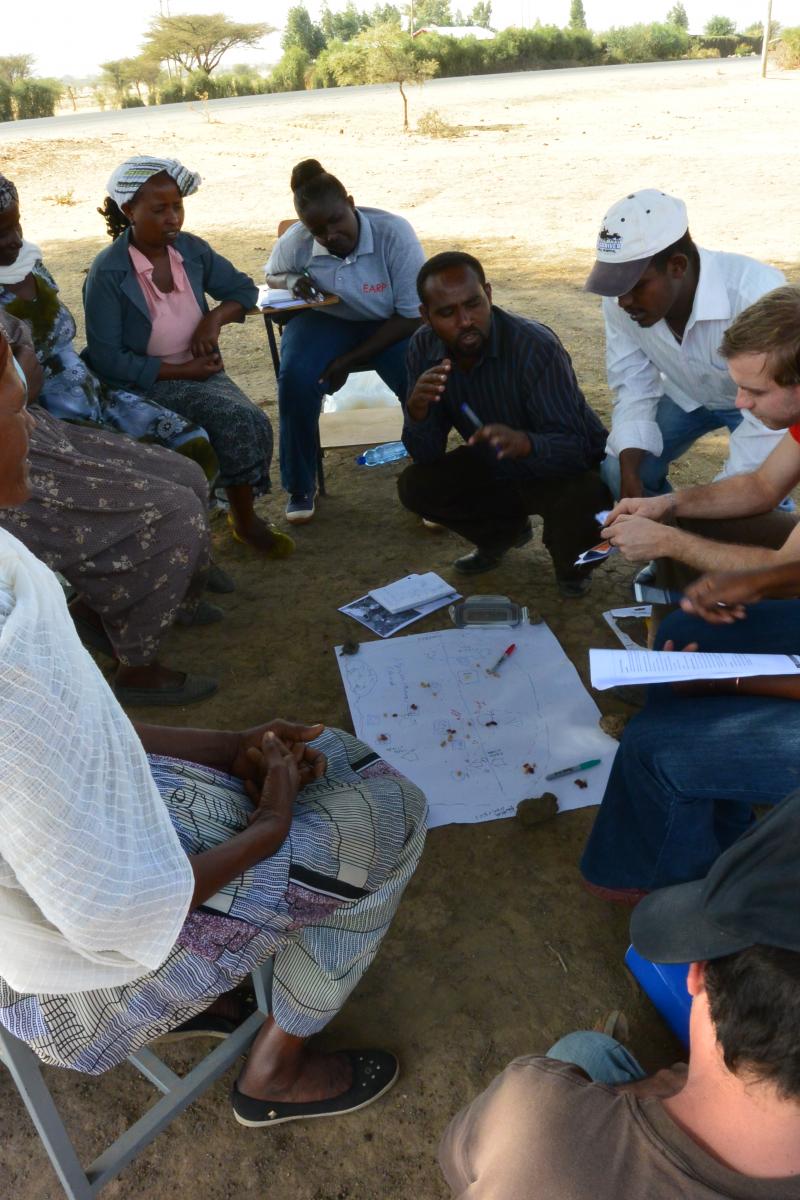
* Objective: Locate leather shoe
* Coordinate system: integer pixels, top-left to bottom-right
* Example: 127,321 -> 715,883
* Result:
453,522 -> 533,575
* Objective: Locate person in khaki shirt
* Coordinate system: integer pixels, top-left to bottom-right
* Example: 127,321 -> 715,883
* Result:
439,791 -> 800,1199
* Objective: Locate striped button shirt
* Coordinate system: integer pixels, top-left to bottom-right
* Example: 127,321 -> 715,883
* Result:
402,306 -> 607,480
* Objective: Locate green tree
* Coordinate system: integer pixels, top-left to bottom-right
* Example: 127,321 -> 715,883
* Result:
13,78 -> 62,119
99,60 -> 130,103
569,0 -> 587,31
270,46 -> 311,91
743,19 -> 780,39
320,1 -> 369,42
282,6 -> 326,57
468,1 -> 492,27
369,3 -> 402,24
703,14 -> 736,35
0,54 -> 35,84
326,23 -> 437,128
142,13 -> 271,75
666,3 -> 689,29
407,0 -> 454,29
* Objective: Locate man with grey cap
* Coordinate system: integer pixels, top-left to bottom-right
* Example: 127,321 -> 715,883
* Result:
586,188 -> 785,502
439,791 -> 800,1198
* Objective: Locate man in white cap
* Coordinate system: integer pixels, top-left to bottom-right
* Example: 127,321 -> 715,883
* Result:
585,189 -> 785,507
439,790 -> 800,1199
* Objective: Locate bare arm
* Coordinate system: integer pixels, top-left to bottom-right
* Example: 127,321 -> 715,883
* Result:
671,436 -> 798,520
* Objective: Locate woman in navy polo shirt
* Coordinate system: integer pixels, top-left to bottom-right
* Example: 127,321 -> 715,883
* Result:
266,159 -> 425,524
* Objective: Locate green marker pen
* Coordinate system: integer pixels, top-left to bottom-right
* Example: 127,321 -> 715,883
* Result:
545,758 -> 602,781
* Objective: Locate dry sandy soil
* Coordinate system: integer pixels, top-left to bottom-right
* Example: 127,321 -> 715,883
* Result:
1,58 -> 799,1200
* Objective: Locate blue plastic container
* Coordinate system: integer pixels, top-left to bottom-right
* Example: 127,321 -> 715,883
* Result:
625,945 -> 691,1047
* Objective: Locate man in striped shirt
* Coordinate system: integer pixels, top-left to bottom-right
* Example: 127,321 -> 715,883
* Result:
397,252 -> 609,597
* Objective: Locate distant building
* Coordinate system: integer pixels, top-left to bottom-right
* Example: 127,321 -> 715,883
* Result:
412,25 -> 496,40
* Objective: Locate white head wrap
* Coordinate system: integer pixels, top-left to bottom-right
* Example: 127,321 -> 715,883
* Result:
106,156 -> 201,209
0,240 -> 43,287
0,530 -> 193,994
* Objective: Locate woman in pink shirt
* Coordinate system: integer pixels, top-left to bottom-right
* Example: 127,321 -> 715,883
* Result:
85,157 -> 292,557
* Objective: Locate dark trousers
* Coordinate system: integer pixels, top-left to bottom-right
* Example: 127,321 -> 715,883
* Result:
397,445 -> 610,580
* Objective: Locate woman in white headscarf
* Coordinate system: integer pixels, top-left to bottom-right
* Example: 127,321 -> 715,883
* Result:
85,156 -> 292,557
0,324 -> 427,1122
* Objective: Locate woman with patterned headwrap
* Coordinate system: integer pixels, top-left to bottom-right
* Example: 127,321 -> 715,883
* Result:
0,173 -> 217,483
85,156 -> 291,557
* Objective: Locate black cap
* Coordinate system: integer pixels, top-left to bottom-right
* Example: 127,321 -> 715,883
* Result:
630,789 -> 800,964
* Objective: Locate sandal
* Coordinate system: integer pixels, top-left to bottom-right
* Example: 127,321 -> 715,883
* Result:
113,673 -> 219,707
227,514 -> 295,559
231,1049 -> 399,1127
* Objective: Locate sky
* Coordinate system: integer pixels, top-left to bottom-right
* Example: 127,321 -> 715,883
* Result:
5,0 -> 791,80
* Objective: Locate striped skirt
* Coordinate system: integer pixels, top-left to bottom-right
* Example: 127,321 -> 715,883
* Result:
0,729 -> 427,1074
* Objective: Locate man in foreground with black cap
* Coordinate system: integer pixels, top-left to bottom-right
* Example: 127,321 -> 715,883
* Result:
439,791 -> 800,1198
586,188 -> 785,505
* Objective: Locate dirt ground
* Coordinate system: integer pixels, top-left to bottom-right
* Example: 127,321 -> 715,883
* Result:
1,59 -> 799,1199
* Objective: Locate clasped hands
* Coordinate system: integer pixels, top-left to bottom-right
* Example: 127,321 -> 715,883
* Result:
229,719 -> 327,832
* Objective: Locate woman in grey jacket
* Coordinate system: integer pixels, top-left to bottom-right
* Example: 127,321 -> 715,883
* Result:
85,156 -> 292,557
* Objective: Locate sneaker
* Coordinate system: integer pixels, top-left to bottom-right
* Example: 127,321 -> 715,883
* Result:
286,493 -> 316,525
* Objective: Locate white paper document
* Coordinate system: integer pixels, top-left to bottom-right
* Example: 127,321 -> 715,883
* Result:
257,285 -> 312,310
340,590 -> 459,638
336,624 -> 618,827
369,572 -> 456,615
590,648 -> 800,690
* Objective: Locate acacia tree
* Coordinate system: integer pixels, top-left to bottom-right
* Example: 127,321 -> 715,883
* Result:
328,23 -> 436,129
666,3 -> 689,29
142,13 -> 271,75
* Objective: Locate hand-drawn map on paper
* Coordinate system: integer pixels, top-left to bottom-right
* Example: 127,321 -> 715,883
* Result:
336,623 -> 618,828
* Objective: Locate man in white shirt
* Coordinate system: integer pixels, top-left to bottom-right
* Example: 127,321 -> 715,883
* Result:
585,189 -> 785,503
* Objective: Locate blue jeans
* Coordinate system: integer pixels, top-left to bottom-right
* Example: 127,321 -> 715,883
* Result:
601,397 -> 743,499
581,601 -> 800,890
277,310 -> 410,496
547,1032 -> 645,1084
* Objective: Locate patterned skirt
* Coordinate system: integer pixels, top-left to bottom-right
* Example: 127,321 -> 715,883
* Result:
142,372 -> 273,495
0,729 -> 427,1075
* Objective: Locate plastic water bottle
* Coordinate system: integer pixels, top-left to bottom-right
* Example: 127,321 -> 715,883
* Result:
356,441 -> 409,467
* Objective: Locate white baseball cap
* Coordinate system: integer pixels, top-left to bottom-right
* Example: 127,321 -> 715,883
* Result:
584,189 -> 689,298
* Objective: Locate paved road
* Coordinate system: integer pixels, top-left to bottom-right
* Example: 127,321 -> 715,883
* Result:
0,56 -> 756,144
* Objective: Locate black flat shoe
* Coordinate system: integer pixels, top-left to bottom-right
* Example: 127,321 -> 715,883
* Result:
231,1050 -> 399,1127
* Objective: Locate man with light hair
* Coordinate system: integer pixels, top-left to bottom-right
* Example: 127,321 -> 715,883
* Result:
586,188 -> 786,507
603,285 -> 800,584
